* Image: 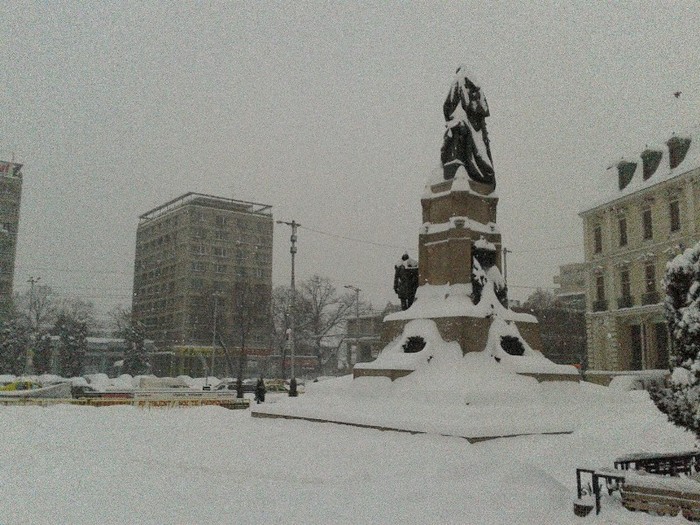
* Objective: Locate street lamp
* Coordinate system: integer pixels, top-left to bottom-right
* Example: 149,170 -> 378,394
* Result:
344,285 -> 361,319
344,285 -> 361,368
205,291 -> 221,389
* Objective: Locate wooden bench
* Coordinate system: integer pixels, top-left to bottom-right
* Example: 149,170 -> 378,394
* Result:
615,451 -> 700,477
621,474 -> 700,521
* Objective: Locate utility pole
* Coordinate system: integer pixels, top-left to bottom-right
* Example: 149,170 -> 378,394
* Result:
276,220 -> 299,381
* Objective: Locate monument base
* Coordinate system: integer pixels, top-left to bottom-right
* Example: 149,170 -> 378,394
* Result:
353,286 -> 580,383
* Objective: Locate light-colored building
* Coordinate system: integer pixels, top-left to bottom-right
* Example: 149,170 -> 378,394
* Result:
0,161 -> 22,318
132,193 -> 273,377
580,129 -> 700,374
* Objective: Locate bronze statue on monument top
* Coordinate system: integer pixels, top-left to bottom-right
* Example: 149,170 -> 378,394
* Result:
440,65 -> 494,185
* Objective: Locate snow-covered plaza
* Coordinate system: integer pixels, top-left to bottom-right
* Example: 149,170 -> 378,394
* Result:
1,364 -> 695,524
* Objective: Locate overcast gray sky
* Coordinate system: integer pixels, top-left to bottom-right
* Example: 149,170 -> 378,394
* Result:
2,1 -> 699,316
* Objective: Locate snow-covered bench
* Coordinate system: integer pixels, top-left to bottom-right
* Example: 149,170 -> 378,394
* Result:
621,473 -> 700,521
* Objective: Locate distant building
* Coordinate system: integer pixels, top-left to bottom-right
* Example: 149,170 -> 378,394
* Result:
553,262 -> 586,311
0,161 -> 22,318
45,336 -> 156,377
579,129 -> 700,375
132,193 -> 273,378
344,304 -> 401,369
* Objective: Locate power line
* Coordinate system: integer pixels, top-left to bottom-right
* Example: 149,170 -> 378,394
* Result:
508,243 -> 581,254
299,225 -> 406,250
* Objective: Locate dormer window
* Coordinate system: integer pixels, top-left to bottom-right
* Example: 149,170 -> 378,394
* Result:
617,160 -> 637,190
668,136 -> 691,169
641,149 -> 663,180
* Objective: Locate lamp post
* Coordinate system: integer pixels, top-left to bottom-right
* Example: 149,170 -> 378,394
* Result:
344,285 -> 361,367
26,276 -> 41,374
211,292 -> 221,384
344,285 -> 361,319
276,220 -> 299,381
502,247 -> 511,284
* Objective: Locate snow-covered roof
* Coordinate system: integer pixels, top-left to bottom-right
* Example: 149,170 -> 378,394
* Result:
581,126 -> 700,215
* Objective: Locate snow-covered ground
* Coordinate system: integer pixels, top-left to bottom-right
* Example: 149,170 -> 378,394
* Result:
0,365 -> 696,524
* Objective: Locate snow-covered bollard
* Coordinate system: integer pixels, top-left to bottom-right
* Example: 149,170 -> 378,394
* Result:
573,496 -> 594,517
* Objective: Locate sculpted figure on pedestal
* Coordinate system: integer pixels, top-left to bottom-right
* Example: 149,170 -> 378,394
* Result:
441,66 -> 494,185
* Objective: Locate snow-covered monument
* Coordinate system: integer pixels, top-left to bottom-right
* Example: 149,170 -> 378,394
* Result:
355,66 -> 578,383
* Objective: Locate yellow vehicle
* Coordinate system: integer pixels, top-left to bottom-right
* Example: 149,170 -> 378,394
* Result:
0,380 -> 41,391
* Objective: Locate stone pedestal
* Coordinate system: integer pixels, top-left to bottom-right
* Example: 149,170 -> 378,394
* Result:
419,171 -> 501,286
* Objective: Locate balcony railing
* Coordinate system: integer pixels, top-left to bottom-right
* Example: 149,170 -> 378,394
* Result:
617,295 -> 634,309
592,299 -> 608,312
642,291 -> 660,305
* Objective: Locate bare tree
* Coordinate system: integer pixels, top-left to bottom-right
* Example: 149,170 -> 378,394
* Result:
107,305 -> 133,336
56,297 -> 95,327
16,285 -> 57,331
295,275 -> 355,371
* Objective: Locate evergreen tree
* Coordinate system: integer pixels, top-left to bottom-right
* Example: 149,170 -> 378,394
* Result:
54,313 -> 87,378
120,321 -> 149,376
0,319 -> 30,375
33,333 -> 54,375
650,242 -> 700,436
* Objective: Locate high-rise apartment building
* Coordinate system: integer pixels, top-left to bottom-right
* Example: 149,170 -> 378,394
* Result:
0,161 -> 23,317
132,193 -> 273,377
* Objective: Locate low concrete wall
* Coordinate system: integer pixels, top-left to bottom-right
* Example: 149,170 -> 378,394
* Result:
353,368 -> 413,381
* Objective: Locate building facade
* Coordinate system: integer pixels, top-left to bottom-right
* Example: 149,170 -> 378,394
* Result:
580,131 -> 700,373
0,161 -> 22,318
344,304 -> 401,371
132,193 -> 273,377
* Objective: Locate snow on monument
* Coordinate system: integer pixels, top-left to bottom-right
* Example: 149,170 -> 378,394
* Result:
355,66 -> 578,382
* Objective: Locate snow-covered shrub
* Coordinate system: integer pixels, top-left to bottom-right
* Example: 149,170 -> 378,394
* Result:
651,242 -> 700,436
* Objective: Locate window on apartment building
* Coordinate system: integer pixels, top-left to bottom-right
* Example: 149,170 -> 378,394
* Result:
669,200 -> 681,232
215,264 -> 227,274
215,215 -> 227,228
191,243 -> 206,255
645,262 -> 656,292
642,209 -> 653,240
596,274 -> 605,301
618,217 -> 627,247
215,230 -> 227,240
620,269 -> 631,298
213,246 -> 227,258
191,261 -> 206,272
594,225 -> 602,253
